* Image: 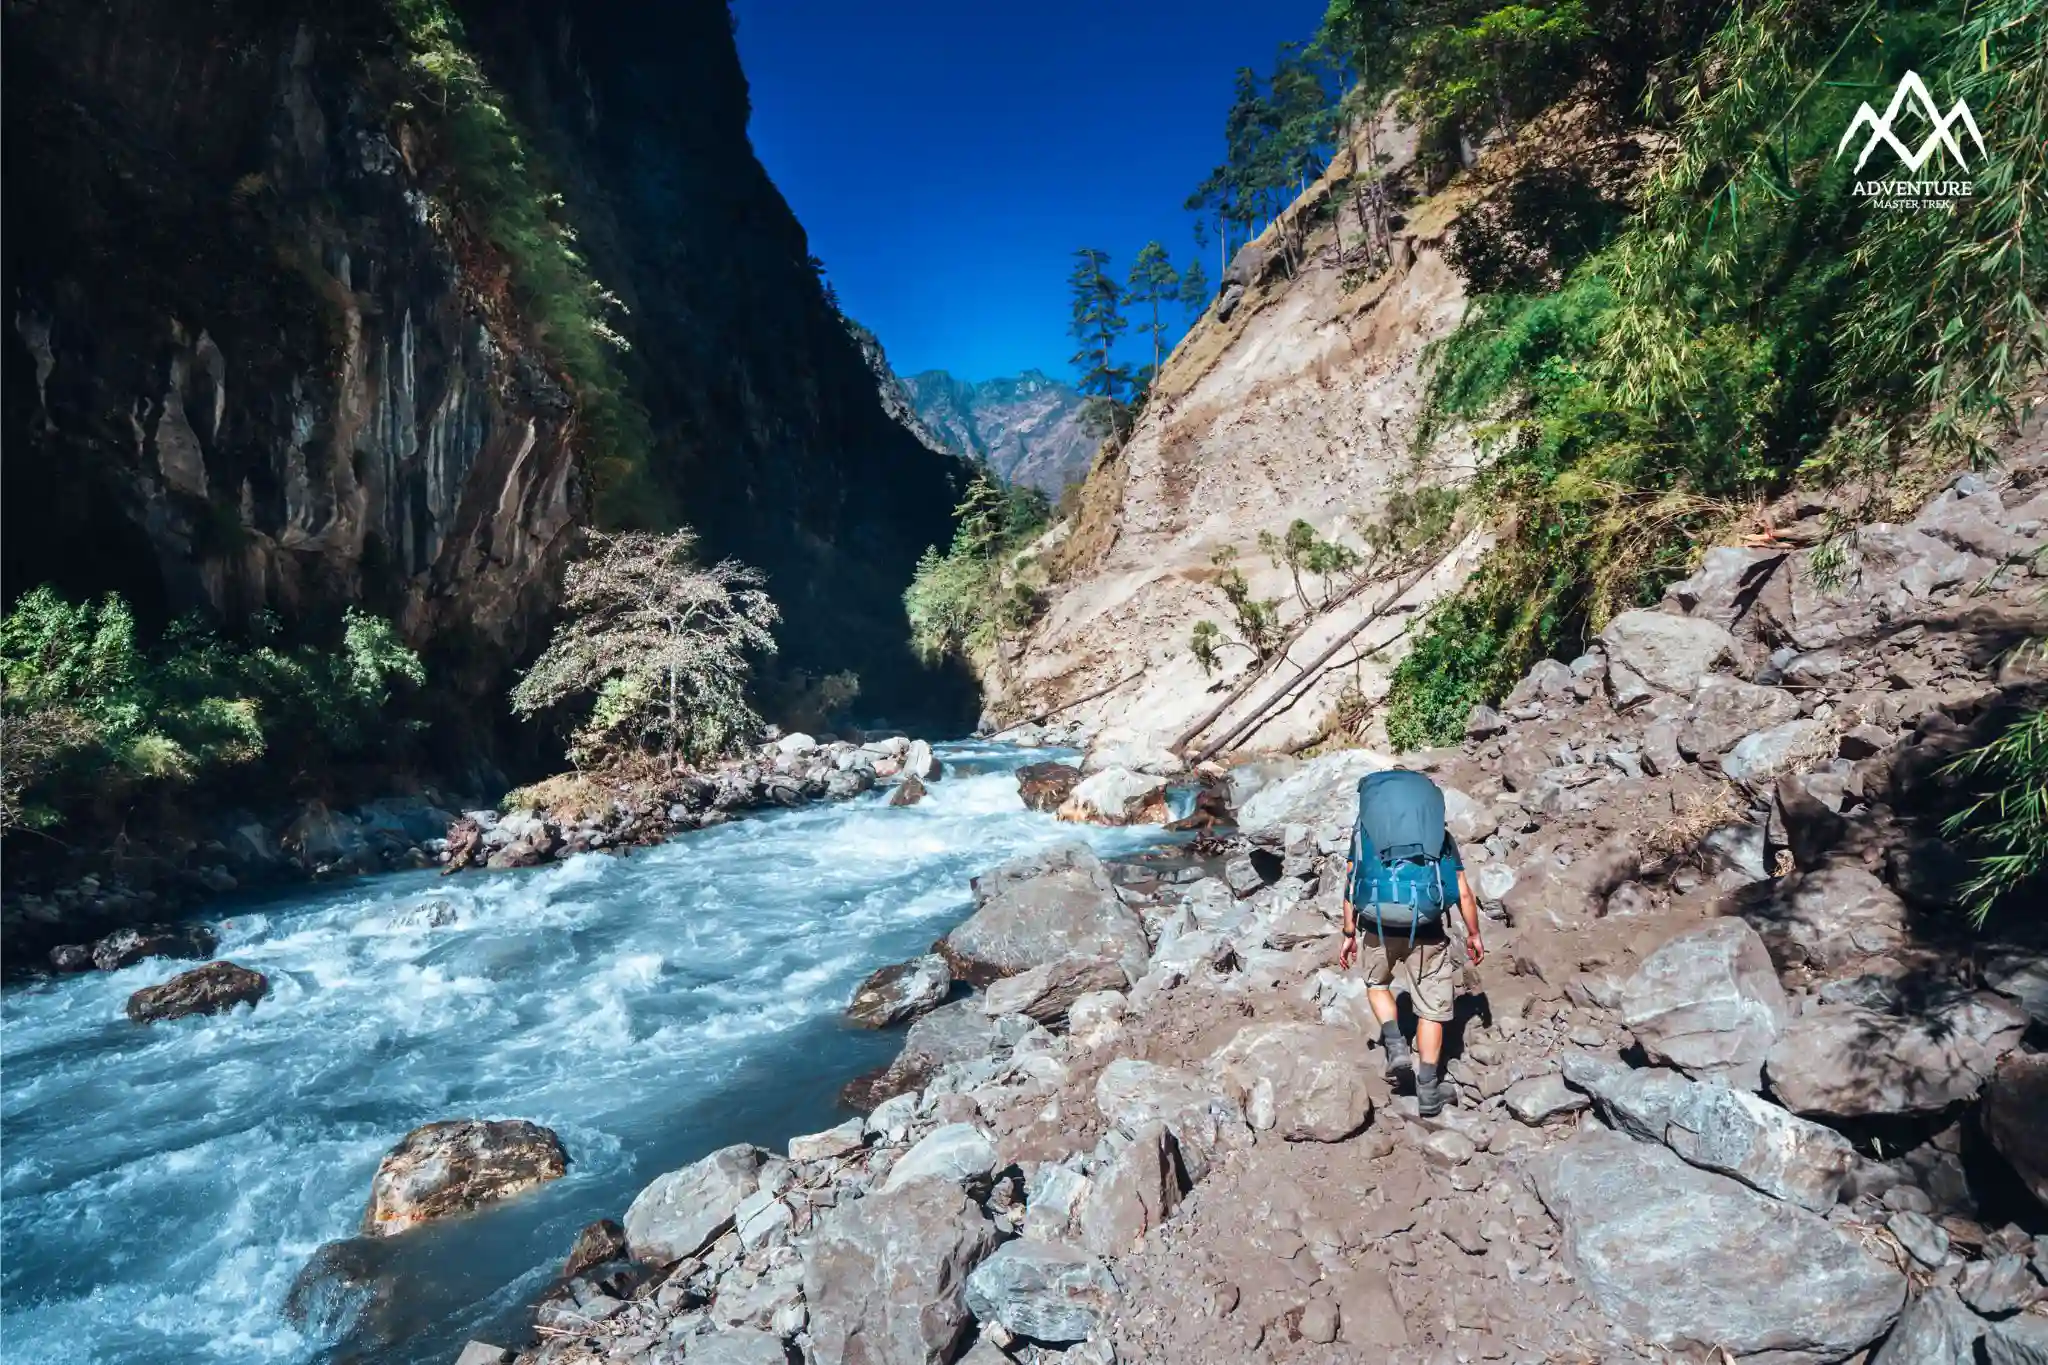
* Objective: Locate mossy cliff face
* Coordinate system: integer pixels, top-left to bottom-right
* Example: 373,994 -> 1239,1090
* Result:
3,0 -> 974,724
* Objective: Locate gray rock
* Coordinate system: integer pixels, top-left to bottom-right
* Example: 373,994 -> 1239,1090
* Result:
847,999 -> 1005,1110
1022,1161 -> 1091,1245
1754,863 -> 1908,969
1680,678 -> 1801,757
848,954 -> 954,1028
1663,547 -> 1787,624
1984,951 -> 2048,1026
1205,1023 -> 1374,1142
963,1240 -> 1121,1345
1600,610 -> 1742,698
1237,750 -> 1394,873
1984,1313 -> 2048,1365
1701,822 -> 1769,882
981,955 -> 1128,1025
1502,1074 -> 1591,1125
788,1118 -> 867,1164
882,1123 -> 997,1194
684,1329 -> 791,1365
1870,1287 -> 1985,1365
1765,994 -> 2028,1118
1960,1254 -> 2040,1316
1721,719 -> 1828,786
1641,720 -> 1684,775
802,1180 -> 1000,1365
942,843 -> 1150,984
625,1144 -> 770,1266
1886,1210 -> 1949,1268
1535,1126 -> 1904,1364
1506,658 -> 1575,705
1094,1058 -> 1247,1184
1078,1122 -> 1182,1255
1759,528 -> 1995,651
1984,1052 -> 2048,1207
1620,919 -> 1789,1091
1465,705 -> 1507,739
1775,774 -> 1847,872
1561,1052 -> 1857,1211
362,1119 -> 568,1238
453,1344 -> 512,1365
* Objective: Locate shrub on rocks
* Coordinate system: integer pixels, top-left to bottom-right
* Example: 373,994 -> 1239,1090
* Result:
363,1119 -> 568,1237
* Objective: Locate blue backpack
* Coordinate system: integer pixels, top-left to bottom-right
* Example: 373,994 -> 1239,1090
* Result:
1346,769 -> 1452,942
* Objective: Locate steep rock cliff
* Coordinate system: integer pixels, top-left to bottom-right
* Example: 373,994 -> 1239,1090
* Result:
3,0 -> 973,728
904,369 -> 1095,495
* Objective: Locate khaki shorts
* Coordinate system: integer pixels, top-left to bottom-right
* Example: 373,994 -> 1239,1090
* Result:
1358,932 -> 1456,1023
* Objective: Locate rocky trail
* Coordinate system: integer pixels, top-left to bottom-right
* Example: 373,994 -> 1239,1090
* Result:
411,455 -> 2046,1365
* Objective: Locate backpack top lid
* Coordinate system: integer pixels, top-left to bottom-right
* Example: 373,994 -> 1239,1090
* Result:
1355,768 -> 1447,862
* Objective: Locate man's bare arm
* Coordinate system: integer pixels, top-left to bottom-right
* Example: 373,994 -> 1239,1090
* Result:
1456,870 -> 1485,963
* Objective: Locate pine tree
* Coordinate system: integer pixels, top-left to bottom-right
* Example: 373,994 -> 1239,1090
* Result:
1067,247 -> 1133,439
1126,242 -> 1180,377
1179,257 -> 1213,320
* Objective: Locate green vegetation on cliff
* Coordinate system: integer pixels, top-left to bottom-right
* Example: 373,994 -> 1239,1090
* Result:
0,588 -> 424,832
904,476 -> 1050,666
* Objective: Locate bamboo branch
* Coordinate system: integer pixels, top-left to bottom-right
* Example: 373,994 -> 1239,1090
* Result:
987,668 -> 1146,739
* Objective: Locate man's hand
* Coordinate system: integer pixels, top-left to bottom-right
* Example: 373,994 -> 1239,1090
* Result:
1465,929 -> 1485,965
1339,934 -> 1358,970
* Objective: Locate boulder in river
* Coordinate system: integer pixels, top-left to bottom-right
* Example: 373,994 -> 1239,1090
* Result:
846,953 -> 952,1028
125,961 -> 269,1023
940,842 -> 1149,985
801,1178 -> 999,1365
90,924 -> 218,972
283,1236 -> 404,1342
1016,761 -> 1083,813
1056,767 -> 1168,826
888,775 -> 928,808
623,1142 -> 770,1265
563,1218 -> 628,1280
1535,1126 -> 1904,1364
362,1119 -> 569,1237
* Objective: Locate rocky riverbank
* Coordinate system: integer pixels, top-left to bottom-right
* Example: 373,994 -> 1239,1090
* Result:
395,457 -> 2045,1365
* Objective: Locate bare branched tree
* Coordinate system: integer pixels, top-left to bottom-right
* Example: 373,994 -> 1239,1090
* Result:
511,530 -> 780,765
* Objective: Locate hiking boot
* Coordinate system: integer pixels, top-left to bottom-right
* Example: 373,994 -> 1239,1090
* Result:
1416,1061 -> 1446,1117
1380,1024 -> 1414,1080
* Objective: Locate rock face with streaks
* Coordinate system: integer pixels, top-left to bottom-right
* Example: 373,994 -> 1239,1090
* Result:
801,1180 -> 1000,1365
362,1120 -> 568,1237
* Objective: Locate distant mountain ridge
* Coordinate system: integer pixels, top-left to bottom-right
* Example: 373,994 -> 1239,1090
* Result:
902,369 -> 1097,495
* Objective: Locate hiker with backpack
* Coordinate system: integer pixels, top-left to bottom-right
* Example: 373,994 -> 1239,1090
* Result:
1337,768 -> 1485,1117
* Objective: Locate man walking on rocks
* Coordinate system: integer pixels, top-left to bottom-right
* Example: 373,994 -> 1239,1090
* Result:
1338,768 -> 1484,1116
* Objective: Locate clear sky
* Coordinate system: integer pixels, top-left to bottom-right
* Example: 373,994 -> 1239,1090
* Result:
732,0 -> 1328,383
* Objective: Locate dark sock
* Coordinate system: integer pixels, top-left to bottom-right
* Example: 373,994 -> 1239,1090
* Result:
1417,1060 -> 1439,1085
1379,1020 -> 1403,1050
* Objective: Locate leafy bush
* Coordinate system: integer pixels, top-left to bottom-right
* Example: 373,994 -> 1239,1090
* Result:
904,476 -> 1049,664
510,530 -> 780,764
387,0 -> 658,526
0,587 -> 424,830
1944,697 -> 2048,924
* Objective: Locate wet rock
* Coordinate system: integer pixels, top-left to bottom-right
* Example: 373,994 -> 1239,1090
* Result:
1680,678 -> 1801,757
1721,718 -> 1828,786
1886,1210 -> 1949,1268
1753,863 -> 1908,969
941,843 -> 1149,984
847,954 -> 953,1028
1765,994 -> 2027,1118
802,1179 -> 999,1365
964,1239 -> 1121,1345
1600,610 -> 1741,698
453,1343 -> 513,1365
1620,919 -> 1789,1091
48,943 -> 92,972
125,961 -> 269,1023
1535,1126 -> 1903,1364
1095,1058 -> 1246,1184
981,955 -> 1128,1025
563,1219 -> 628,1279
1870,1287 -> 1985,1365
1502,1074 -> 1590,1126
361,1119 -> 566,1237
844,999 -> 1002,1110
1017,761 -> 1083,813
889,775 -> 928,807
283,1236 -> 402,1341
1562,1052 -> 1856,1211
1983,1052 -> 2048,1207
90,924 -> 218,972
1058,768 -> 1168,826
905,740 -> 944,782
1078,1121 -> 1182,1255
624,1143 -> 769,1265
882,1123 -> 997,1194
1205,1022 -> 1374,1142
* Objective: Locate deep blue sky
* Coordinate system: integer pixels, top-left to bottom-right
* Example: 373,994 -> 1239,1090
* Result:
732,0 -> 1327,383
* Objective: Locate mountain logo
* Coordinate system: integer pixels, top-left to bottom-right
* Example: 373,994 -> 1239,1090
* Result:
1835,71 -> 1985,174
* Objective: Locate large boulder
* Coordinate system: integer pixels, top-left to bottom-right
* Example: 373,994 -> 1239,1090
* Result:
1750,863 -> 1908,969
623,1143 -> 770,1265
1765,994 -> 2028,1118
981,955 -> 1128,1025
1978,1051 -> 2048,1206
1983,1314 -> 2048,1365
362,1120 -> 568,1237
1237,750 -> 1393,873
1721,719 -> 1828,786
90,924 -> 218,972
847,954 -> 953,1028
1535,1126 -> 1904,1364
1561,1052 -> 1857,1212
1077,1122 -> 1182,1256
843,1000 -> 1002,1110
1662,547 -> 1787,625
940,843 -> 1148,984
1678,678 -> 1801,757
881,1123 -> 997,1194
1600,610 -> 1741,698
1869,1287 -> 1985,1365
1620,919 -> 1790,1091
686,1330 -> 794,1365
1057,768 -> 1169,826
1757,528 -> 1995,651
1205,1023 -> 1375,1142
125,961 -> 269,1023
1094,1058 -> 1246,1184
1016,762 -> 1083,813
802,1179 -> 1000,1365
963,1240 -> 1121,1345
